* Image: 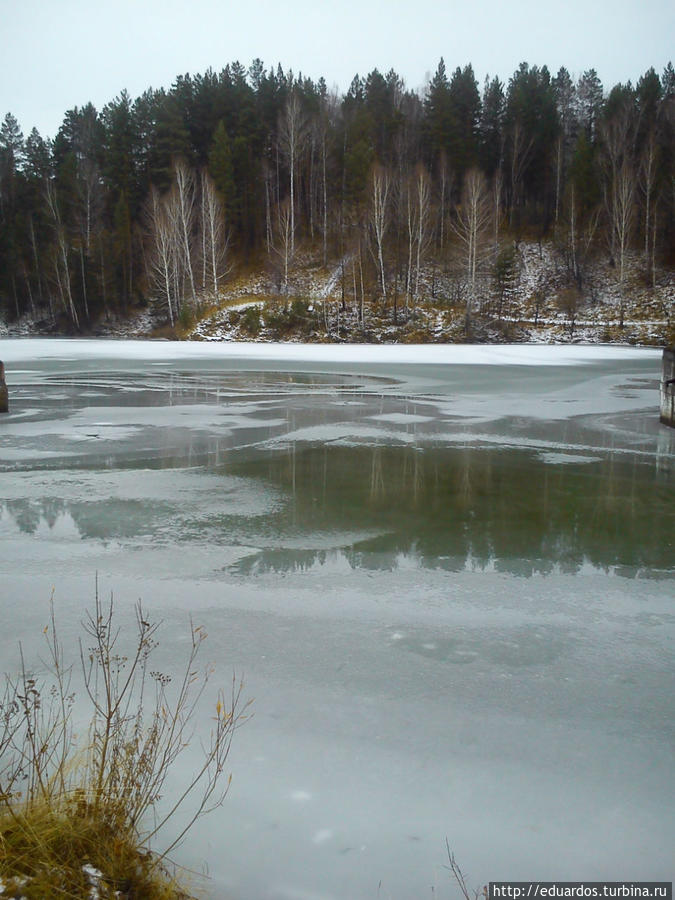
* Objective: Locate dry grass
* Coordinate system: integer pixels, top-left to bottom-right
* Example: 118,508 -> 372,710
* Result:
0,800 -> 190,898
0,589 -> 249,898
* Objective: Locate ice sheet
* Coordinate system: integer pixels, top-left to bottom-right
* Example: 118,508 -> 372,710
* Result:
0,337 -> 659,366
0,340 -> 672,899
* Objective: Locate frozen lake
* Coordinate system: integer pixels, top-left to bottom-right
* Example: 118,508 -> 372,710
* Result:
1,340 -> 674,899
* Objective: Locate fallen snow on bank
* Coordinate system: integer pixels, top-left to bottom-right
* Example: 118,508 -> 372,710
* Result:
0,338 -> 659,367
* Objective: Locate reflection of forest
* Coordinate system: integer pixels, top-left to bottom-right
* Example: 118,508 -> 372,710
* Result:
3,442 -> 672,578
231,444 -> 674,576
1,496 -> 169,541
2,497 -> 74,535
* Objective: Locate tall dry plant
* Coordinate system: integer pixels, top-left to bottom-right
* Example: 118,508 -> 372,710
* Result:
0,589 -> 249,896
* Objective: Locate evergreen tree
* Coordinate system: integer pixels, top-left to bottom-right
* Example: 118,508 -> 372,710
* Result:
0,55 -> 673,327
424,58 -> 452,168
479,76 -> 504,176
576,70 -> 604,142
208,120 -> 235,220
553,67 -> 577,221
149,92 -> 191,190
569,131 -> 601,216
364,68 -> 403,164
447,65 -> 481,181
0,112 -> 25,174
505,63 -> 558,225
0,113 -> 26,316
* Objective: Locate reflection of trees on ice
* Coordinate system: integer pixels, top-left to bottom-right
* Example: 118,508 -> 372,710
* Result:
369,446 -> 385,502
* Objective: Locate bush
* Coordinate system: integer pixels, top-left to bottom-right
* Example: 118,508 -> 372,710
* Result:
288,298 -> 310,323
262,304 -> 288,335
240,305 -> 262,336
263,298 -> 318,337
177,304 -> 195,332
0,591 -> 249,898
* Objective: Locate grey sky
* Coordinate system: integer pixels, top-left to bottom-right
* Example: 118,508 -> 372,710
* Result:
2,0 -> 673,139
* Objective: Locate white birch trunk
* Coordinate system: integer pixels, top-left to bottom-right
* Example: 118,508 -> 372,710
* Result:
173,159 -> 197,304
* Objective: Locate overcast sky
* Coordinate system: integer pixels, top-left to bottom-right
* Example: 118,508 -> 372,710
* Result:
2,0 -> 673,139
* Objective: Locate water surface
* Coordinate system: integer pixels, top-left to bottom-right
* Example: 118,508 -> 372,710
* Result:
1,340 -> 673,899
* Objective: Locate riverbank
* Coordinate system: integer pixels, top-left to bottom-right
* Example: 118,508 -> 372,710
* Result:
1,241 -> 673,348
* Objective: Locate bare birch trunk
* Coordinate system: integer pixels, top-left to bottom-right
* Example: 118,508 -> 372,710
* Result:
451,169 -> 491,323
173,159 -> 197,304
640,131 -> 657,285
279,91 -> 307,259
370,166 -> 390,305
45,179 -> 79,328
414,165 -> 431,304
322,131 -> 328,267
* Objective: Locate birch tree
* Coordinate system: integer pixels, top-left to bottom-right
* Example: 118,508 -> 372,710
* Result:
436,151 -> 450,252
452,168 -> 491,320
404,172 -> 417,305
146,186 -> 177,325
600,106 -> 634,266
639,129 -> 659,286
45,178 -> 79,328
273,198 -> 293,293
413,165 -> 432,302
317,90 -> 339,267
368,164 -> 391,304
199,169 -> 229,299
492,168 -> 504,259
560,183 -> 600,292
601,107 -> 637,325
611,161 -> 636,327
278,90 -> 307,256
173,158 -> 197,304
402,164 -> 431,307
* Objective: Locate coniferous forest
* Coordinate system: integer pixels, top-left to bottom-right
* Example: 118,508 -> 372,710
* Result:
0,58 -> 673,337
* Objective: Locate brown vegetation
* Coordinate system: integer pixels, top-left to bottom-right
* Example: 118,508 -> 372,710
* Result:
0,591 -> 248,898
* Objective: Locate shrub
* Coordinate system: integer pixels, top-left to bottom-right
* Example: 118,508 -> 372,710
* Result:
0,590 -> 249,898
177,304 -> 195,332
262,304 -> 286,334
288,298 -> 310,323
263,298 -> 317,337
240,305 -> 262,336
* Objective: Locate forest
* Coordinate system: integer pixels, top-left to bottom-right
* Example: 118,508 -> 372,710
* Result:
0,58 -> 673,334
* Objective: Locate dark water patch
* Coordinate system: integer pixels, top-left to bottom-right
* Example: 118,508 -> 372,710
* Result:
226,443 -> 675,576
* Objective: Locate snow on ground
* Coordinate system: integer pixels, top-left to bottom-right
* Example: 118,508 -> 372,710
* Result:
504,243 -> 674,345
1,241 -> 672,347
188,241 -> 673,346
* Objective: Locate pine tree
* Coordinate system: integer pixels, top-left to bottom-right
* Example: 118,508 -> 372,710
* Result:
576,70 -> 604,142
448,65 -> 481,181
479,76 -> 504,176
208,121 -> 235,220
424,59 -> 452,168
0,113 -> 25,316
